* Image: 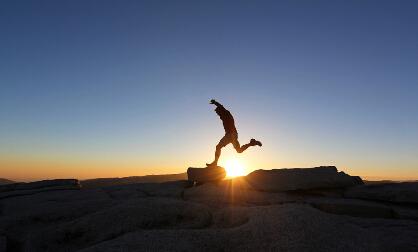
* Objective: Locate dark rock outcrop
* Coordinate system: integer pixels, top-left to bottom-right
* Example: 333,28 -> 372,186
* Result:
345,182 -> 418,204
0,179 -> 81,199
246,166 -> 363,192
81,173 -> 187,189
0,178 -> 15,185
0,179 -> 79,193
187,166 -> 226,183
103,180 -> 193,199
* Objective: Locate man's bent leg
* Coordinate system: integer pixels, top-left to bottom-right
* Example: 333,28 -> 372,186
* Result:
207,135 -> 231,166
233,138 -> 262,153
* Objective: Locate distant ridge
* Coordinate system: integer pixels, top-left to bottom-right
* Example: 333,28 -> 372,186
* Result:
81,173 -> 187,189
0,178 -> 15,185
363,180 -> 418,184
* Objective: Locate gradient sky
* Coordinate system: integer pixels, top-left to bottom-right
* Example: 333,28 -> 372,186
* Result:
1,1 -> 418,181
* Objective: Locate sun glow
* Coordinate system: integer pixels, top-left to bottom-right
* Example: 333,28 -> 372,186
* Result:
224,158 -> 246,177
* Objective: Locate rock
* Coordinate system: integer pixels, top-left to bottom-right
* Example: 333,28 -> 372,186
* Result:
0,189 -> 113,232
103,180 -> 193,199
344,182 -> 418,204
0,236 -> 6,252
81,173 -> 188,189
307,198 -> 394,218
0,179 -> 81,199
187,166 -> 226,183
0,184 -> 81,199
308,197 -> 418,221
393,206 -> 418,221
184,177 -> 302,206
1,177 -> 418,251
25,198 -> 212,251
292,188 -> 345,197
0,179 -> 80,193
79,229 -> 223,252
211,207 -> 249,228
245,166 -> 363,192
0,178 -> 15,185
184,178 -> 249,205
79,204 -> 418,252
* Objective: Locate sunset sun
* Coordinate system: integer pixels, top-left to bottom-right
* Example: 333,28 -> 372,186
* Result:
223,158 -> 246,177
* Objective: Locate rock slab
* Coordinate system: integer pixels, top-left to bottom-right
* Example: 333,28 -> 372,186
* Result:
246,166 -> 363,192
187,166 -> 226,183
345,182 -> 418,204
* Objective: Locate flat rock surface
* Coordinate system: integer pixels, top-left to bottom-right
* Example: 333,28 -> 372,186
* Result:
80,204 -> 418,252
0,236 -> 6,252
25,198 -> 212,252
307,197 -> 394,218
246,166 -> 363,192
345,182 -> 418,204
1,168 -> 417,251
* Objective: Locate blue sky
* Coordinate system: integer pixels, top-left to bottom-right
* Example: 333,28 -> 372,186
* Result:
1,1 -> 417,180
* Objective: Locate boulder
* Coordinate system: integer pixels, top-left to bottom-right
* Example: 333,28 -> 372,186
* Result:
187,166 -> 226,183
344,182 -> 418,204
245,166 -> 363,192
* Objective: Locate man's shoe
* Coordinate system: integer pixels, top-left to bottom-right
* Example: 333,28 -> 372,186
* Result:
250,139 -> 262,147
206,162 -> 217,167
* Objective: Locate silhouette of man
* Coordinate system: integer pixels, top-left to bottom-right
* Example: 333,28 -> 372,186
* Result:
207,99 -> 262,167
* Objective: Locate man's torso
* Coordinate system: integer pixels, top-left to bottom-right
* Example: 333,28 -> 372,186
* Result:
215,106 -> 237,134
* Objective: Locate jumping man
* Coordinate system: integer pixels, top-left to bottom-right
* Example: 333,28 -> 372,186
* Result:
206,99 -> 262,167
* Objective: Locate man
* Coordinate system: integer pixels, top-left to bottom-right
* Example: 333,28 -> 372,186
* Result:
206,99 -> 262,167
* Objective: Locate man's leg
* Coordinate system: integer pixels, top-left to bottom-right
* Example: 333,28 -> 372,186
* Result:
232,137 -> 262,153
207,135 -> 231,166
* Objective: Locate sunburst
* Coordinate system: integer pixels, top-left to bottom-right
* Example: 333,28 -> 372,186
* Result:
223,158 -> 246,177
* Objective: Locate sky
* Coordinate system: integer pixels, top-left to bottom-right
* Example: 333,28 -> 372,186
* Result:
1,0 -> 418,181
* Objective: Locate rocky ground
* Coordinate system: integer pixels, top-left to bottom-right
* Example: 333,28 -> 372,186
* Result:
0,166 -> 417,252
